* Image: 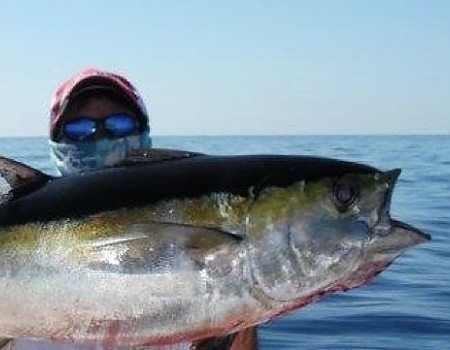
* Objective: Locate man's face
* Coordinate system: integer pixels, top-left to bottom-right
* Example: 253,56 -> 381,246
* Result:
55,96 -> 139,143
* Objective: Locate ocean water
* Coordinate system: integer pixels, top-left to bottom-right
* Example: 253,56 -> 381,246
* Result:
0,135 -> 448,350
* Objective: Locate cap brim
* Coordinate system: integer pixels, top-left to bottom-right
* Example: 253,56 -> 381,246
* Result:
67,77 -> 146,121
68,76 -> 128,102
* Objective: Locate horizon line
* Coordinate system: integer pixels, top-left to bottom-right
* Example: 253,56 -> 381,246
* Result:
0,133 -> 448,139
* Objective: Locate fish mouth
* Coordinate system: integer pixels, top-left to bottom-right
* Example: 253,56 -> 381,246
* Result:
335,219 -> 430,292
369,168 -> 430,254
369,219 -> 430,254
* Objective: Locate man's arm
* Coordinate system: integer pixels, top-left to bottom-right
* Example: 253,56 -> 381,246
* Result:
193,327 -> 258,350
0,339 -> 11,350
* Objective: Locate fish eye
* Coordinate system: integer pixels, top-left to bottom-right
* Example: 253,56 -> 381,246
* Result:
333,178 -> 359,211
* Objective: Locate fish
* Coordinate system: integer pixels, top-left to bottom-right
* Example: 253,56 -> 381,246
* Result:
0,150 -> 429,348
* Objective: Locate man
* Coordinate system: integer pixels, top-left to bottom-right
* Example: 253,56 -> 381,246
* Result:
4,69 -> 257,350
49,68 -> 152,175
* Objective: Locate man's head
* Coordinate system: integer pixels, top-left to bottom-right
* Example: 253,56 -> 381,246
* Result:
49,68 -> 152,175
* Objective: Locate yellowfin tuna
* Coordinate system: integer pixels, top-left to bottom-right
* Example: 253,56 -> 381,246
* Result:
0,150 -> 429,347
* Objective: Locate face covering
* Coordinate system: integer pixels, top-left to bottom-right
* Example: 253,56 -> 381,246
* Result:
49,132 -> 152,176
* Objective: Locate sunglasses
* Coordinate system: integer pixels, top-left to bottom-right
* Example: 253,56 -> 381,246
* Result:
61,114 -> 139,142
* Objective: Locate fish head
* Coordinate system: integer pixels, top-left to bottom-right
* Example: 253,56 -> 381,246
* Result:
248,166 -> 430,303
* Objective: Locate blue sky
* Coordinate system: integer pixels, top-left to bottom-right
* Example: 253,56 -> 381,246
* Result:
0,1 -> 448,136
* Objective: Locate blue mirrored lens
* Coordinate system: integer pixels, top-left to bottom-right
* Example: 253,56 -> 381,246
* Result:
63,118 -> 97,141
104,114 -> 138,137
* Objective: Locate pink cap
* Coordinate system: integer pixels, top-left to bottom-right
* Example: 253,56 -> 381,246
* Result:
50,68 -> 149,138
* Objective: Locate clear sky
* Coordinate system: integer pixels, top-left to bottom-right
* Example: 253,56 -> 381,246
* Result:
0,1 -> 449,136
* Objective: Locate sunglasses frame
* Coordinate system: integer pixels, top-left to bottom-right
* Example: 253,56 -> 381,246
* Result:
61,113 -> 140,142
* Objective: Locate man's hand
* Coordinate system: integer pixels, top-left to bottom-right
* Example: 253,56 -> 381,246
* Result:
192,327 -> 258,350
